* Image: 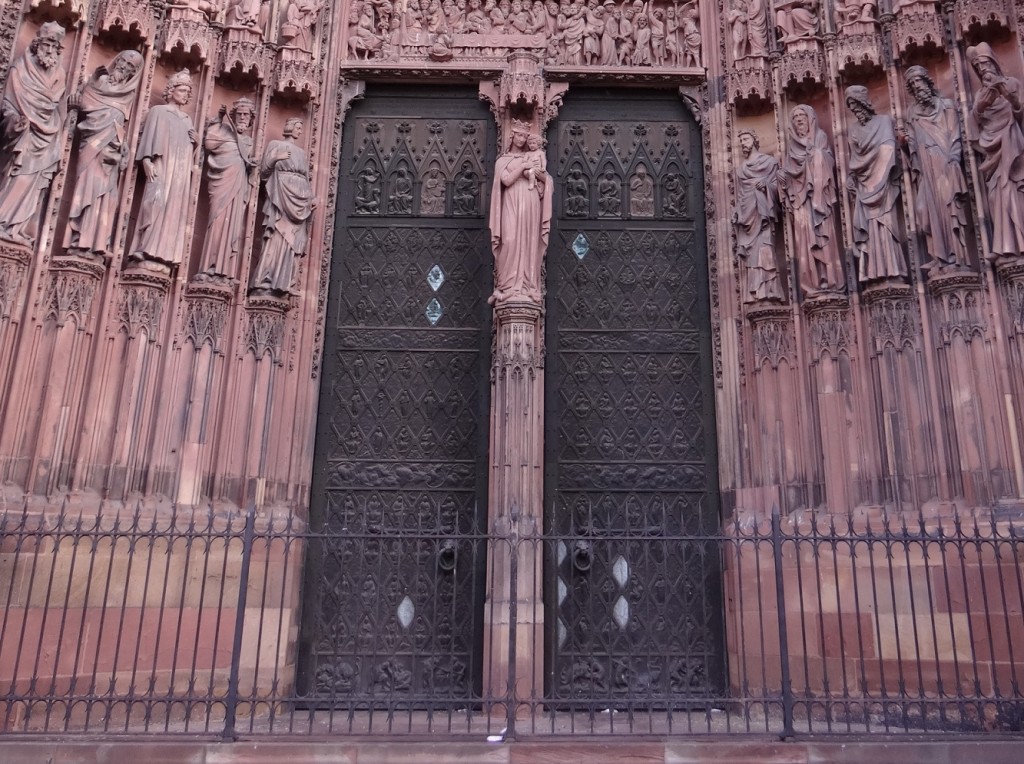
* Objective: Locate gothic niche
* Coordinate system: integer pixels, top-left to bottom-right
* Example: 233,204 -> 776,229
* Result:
346,0 -> 703,69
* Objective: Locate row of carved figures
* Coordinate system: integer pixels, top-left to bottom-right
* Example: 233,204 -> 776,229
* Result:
731,0 -> 936,60
168,0 -> 325,54
734,44 -> 1021,302
0,23 -> 315,296
348,0 -> 701,67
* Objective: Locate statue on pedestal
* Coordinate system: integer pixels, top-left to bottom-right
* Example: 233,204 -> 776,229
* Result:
845,85 -> 906,284
728,0 -> 769,60
127,70 -> 198,273
0,22 -> 68,248
775,0 -> 819,45
966,43 -> 1024,261
900,66 -> 971,271
196,97 -> 257,281
780,104 -> 843,295
63,50 -> 144,258
251,118 -> 316,295
733,129 -> 782,302
488,119 -> 551,306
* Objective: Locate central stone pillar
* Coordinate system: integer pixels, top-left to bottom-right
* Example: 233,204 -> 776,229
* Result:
483,301 -> 544,711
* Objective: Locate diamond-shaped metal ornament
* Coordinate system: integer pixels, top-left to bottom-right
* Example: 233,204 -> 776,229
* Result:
427,264 -> 445,291
572,232 -> 590,260
425,298 -> 443,325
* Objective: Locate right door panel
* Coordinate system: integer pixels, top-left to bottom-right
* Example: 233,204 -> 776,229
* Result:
545,89 -> 725,705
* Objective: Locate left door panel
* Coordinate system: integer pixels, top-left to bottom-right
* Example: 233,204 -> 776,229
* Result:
299,87 -> 495,705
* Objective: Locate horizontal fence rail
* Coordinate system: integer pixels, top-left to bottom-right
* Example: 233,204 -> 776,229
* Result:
1,502 -> 1023,739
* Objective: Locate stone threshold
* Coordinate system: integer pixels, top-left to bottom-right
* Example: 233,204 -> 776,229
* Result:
0,738 -> 1023,763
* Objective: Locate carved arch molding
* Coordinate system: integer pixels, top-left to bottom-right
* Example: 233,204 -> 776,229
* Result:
302,81 -> 721,704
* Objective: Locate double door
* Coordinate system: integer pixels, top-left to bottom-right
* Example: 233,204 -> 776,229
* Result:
299,86 -> 723,704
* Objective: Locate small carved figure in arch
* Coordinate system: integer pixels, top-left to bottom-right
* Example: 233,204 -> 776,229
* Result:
420,164 -> 446,215
453,161 -> 480,215
629,163 -> 654,217
355,164 -> 382,214
662,170 -> 686,217
388,164 -> 414,215
598,168 -> 621,216
565,166 -> 589,216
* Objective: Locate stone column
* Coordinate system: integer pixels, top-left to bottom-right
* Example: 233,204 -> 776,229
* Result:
483,301 -> 544,710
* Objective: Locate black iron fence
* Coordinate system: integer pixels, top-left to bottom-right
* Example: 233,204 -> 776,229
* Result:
1,502 -> 1023,739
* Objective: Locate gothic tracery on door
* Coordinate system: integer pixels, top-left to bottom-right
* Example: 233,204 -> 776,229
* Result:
299,88 -> 495,703
544,90 -> 726,704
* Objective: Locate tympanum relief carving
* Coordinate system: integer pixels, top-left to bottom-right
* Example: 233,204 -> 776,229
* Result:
345,0 -> 703,69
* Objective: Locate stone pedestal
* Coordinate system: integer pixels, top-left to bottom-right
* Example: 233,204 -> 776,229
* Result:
483,302 -> 544,708
862,281 -> 938,506
803,294 -> 859,511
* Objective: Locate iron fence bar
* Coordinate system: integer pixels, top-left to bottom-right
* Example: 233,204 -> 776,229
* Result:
222,506 -> 257,742
771,507 -> 794,740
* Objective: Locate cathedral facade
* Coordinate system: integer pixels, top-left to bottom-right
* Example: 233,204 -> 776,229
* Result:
1,0 -> 1024,742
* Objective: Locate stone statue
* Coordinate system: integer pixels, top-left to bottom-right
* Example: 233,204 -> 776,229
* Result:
127,70 -> 198,273
251,118 -> 316,295
733,129 -> 782,302
834,0 -> 876,30
63,51 -> 144,258
967,43 -> 1024,261
845,86 -> 906,284
488,120 -> 551,305
196,97 -> 256,280
225,0 -> 263,27
280,0 -> 324,55
728,0 -> 768,60
775,0 -> 819,44
780,104 -> 843,295
900,66 -> 971,271
0,22 -> 68,247
663,171 -> 686,216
